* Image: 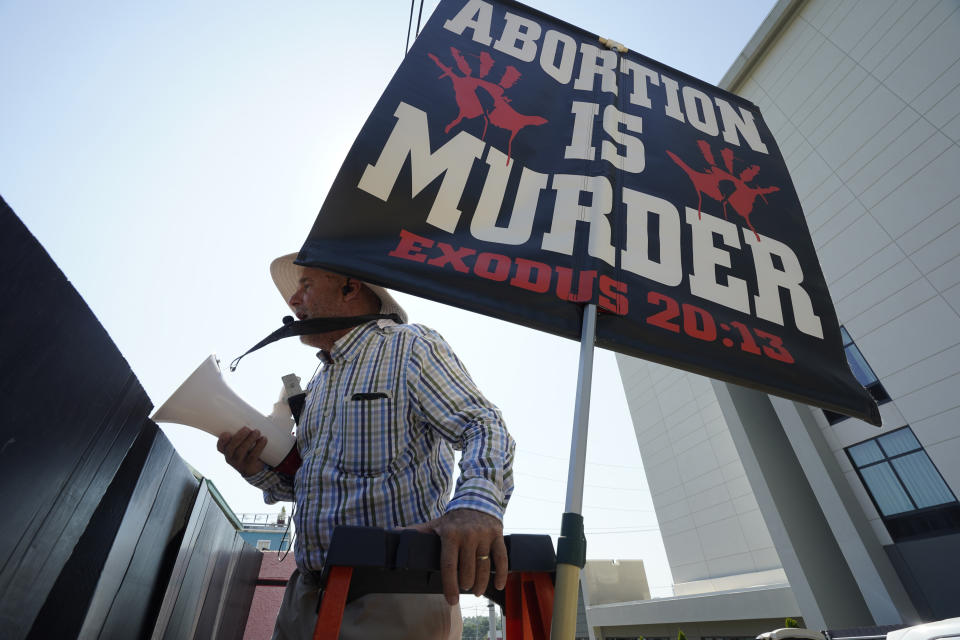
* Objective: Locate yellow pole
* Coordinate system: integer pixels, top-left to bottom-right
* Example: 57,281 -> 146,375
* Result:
551,557 -> 583,639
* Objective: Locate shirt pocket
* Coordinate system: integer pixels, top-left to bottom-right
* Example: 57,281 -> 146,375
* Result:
336,391 -> 397,477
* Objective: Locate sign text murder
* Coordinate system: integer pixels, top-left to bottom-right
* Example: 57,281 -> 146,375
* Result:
357,0 -> 823,343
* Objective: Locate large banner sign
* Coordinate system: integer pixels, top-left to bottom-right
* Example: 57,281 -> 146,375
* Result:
298,0 -> 881,425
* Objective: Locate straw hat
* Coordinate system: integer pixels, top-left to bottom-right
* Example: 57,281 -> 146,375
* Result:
269,253 -> 408,324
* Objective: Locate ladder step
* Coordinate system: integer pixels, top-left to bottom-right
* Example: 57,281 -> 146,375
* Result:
312,527 -> 557,639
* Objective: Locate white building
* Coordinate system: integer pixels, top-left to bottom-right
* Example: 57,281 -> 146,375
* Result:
590,0 -> 960,637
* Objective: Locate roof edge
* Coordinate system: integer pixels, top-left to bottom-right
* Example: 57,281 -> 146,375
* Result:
719,0 -> 808,92
585,583 -> 800,627
204,478 -> 243,530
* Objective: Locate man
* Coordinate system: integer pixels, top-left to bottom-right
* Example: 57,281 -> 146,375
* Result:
217,253 -> 515,639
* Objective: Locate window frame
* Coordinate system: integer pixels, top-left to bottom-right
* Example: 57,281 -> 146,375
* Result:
846,426 -> 960,542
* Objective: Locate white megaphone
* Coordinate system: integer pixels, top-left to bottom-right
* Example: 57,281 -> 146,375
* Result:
151,355 -> 297,467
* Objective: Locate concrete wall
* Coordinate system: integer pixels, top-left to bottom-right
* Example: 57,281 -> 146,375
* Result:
616,355 -> 783,587
717,0 -> 960,622
583,560 -> 651,606
614,0 -> 960,630
723,0 -> 960,540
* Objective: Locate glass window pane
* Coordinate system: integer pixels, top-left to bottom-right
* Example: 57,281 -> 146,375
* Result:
891,452 -> 956,509
849,440 -> 884,467
861,463 -> 914,515
878,429 -> 921,456
840,326 -> 852,346
845,345 -> 879,387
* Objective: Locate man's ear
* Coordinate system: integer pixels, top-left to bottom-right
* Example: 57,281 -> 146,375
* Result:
341,279 -> 362,301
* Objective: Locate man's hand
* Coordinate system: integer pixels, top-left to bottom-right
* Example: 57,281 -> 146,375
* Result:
217,427 -> 268,477
408,509 -> 508,605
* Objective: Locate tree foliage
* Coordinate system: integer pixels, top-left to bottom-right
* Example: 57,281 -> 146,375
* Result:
462,615 -> 488,639
462,614 -> 502,639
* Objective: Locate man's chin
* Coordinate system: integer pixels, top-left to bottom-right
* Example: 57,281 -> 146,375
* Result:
299,334 -> 324,348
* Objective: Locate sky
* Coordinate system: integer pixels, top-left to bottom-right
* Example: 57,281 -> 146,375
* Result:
1,0 -> 778,604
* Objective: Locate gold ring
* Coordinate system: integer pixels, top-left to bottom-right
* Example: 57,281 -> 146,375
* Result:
477,555 -> 490,561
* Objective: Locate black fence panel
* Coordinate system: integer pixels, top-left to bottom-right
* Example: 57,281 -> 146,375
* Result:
0,196 -> 259,640
25,424 -> 164,640
27,424 -> 202,640
151,481 -> 261,640
0,196 -> 153,637
87,430 -> 201,640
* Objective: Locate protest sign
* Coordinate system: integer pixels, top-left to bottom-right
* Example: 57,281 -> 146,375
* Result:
298,0 -> 880,425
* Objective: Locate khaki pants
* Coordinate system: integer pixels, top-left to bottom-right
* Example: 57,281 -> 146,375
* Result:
271,568 -> 463,640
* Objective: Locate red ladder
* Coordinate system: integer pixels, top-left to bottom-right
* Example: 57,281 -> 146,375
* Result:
310,527 -> 556,640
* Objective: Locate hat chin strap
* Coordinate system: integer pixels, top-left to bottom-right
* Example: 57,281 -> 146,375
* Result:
229,313 -> 402,371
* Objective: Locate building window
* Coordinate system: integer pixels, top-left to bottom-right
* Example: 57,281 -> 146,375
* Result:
847,427 -> 960,541
256,540 -> 271,550
824,327 -> 890,424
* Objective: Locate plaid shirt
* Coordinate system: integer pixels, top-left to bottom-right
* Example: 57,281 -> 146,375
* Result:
246,320 -> 515,572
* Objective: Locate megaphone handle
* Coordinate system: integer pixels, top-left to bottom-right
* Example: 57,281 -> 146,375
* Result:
287,393 -> 306,426
282,373 -> 306,426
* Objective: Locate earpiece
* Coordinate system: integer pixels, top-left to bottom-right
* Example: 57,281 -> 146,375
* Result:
342,282 -> 353,295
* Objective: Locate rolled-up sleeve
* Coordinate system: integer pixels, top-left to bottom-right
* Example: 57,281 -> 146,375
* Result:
409,331 -> 515,520
244,467 -> 295,504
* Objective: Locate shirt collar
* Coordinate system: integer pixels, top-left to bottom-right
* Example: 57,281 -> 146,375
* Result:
320,318 -> 396,363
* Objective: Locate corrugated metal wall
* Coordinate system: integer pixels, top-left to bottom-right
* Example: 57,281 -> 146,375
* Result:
0,196 -> 260,640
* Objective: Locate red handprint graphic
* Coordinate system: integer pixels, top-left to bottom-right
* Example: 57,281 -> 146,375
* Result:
667,140 -> 779,241
429,47 -> 547,165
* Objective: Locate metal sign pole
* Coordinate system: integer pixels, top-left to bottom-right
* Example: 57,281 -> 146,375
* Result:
550,303 -> 597,639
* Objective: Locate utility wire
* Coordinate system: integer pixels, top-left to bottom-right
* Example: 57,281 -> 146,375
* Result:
507,526 -> 661,534
510,526 -> 661,532
516,470 -> 650,491
415,0 -> 425,37
405,0 -> 415,54
518,448 -> 645,470
509,493 -> 655,512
